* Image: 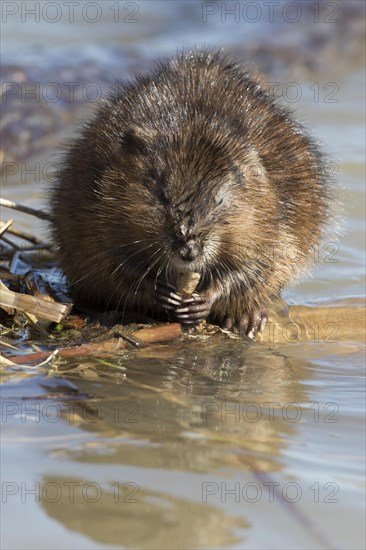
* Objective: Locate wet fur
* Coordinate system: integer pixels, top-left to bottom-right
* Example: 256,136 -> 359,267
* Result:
50,50 -> 332,329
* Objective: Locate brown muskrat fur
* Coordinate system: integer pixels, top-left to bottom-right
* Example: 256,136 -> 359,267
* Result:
50,49 -> 332,337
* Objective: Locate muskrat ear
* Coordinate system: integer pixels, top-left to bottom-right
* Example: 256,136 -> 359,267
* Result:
121,125 -> 159,155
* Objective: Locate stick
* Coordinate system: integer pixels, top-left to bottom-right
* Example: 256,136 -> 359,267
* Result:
0,284 -> 72,322
176,272 -> 201,298
0,220 -> 14,237
6,323 -> 182,365
0,198 -> 51,221
5,226 -> 50,245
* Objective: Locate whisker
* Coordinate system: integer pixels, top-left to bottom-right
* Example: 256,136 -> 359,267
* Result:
108,241 -> 158,281
115,245 -> 167,318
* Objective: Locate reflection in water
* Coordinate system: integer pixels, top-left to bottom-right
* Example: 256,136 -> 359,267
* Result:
41,475 -> 248,549
2,336 -> 363,549
30,341 -> 316,548
54,340 -> 308,473
18,336 -> 356,549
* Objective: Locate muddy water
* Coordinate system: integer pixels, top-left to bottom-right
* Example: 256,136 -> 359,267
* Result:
1,1 -> 365,549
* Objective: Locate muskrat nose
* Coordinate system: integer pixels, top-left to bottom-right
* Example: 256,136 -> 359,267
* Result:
180,240 -> 199,262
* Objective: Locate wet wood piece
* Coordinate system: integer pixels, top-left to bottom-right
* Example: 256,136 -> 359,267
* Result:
176,272 -> 201,298
0,284 -> 72,322
0,220 -> 14,237
0,197 -> 51,221
6,323 -> 182,365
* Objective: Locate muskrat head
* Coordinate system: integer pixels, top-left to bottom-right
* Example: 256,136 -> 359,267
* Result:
101,122 -> 275,282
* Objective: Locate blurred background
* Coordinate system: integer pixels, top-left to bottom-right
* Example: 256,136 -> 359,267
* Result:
1,2 -> 365,549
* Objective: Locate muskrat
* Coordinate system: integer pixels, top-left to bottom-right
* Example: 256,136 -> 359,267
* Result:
50,50 -> 331,337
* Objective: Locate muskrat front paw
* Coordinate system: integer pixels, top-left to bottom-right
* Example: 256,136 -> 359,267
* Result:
174,292 -> 213,325
222,308 -> 268,338
155,281 -> 183,310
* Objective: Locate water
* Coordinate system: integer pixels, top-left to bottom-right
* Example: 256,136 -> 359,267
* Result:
1,1 -> 365,549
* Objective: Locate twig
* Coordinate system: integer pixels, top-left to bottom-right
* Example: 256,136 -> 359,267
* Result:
37,349 -> 59,367
0,284 -> 72,322
5,225 -> 50,245
0,270 -> 19,282
0,198 -> 51,221
7,323 -> 182,365
0,220 -> 14,237
0,234 -> 21,250
0,355 -> 18,367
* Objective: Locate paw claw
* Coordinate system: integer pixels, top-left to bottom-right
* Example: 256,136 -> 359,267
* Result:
175,290 -> 213,325
221,308 -> 268,338
155,280 -> 182,310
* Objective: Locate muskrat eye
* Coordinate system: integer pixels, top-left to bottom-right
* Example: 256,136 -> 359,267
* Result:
146,168 -> 162,185
145,168 -> 169,202
158,188 -> 169,205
